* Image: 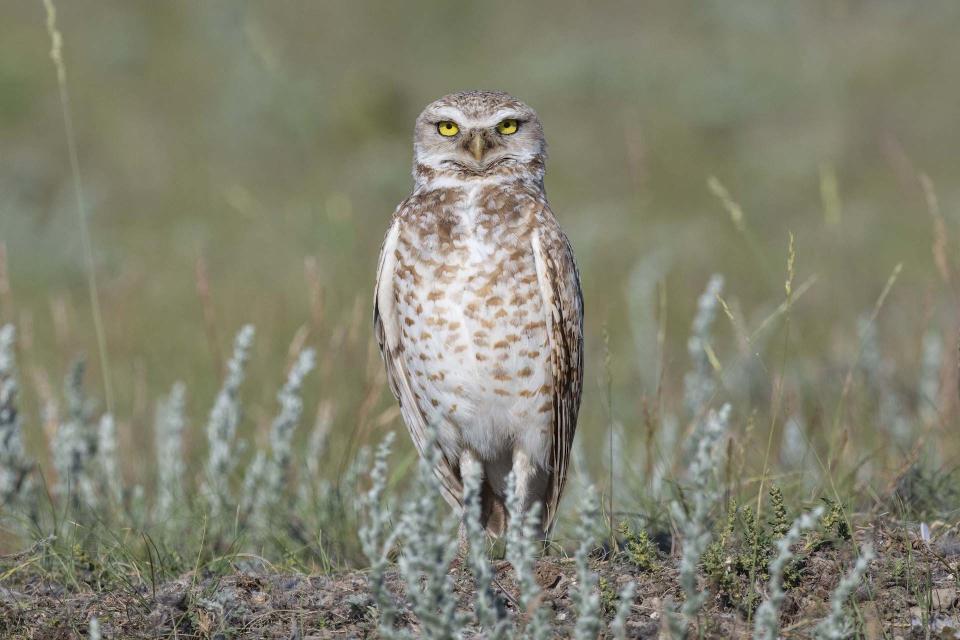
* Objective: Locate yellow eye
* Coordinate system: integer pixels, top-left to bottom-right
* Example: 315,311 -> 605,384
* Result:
497,119 -> 519,135
437,121 -> 459,137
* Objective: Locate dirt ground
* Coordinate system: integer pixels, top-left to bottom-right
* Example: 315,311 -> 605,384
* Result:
1,520 -> 958,639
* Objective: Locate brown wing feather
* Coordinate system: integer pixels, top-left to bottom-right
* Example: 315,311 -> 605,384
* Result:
373,214 -> 464,509
532,208 -> 584,532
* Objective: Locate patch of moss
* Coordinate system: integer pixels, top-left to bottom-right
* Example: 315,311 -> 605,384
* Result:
701,490 -> 822,615
769,485 -> 790,539
617,520 -> 657,572
820,498 -> 852,541
598,576 -> 618,615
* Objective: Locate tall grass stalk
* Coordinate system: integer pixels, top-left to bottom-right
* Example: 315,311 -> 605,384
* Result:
42,0 -> 114,416
610,580 -> 636,640
88,616 -> 101,640
394,429 -> 463,638
96,413 -> 121,506
201,325 -> 254,520
917,330 -> 943,426
505,472 -> 550,639
573,485 -> 602,640
359,432 -> 399,634
462,457 -> 508,638
0,324 -> 31,505
52,360 -> 97,508
684,275 -> 724,418
814,544 -> 875,639
246,348 -> 316,531
154,382 -> 187,523
834,263 -> 903,431
752,506 -> 824,640
666,403 -> 731,638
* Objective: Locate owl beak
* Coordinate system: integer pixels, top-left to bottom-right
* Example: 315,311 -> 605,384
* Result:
468,132 -> 486,163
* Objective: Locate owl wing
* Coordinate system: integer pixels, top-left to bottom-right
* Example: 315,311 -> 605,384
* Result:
373,212 -> 464,510
531,209 -> 584,532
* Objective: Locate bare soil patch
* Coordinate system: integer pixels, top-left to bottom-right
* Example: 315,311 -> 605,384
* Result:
1,520 -> 958,639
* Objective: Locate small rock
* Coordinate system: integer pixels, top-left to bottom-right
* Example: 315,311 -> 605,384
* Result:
535,564 -> 561,590
280,577 -> 301,590
934,536 -> 960,557
156,590 -> 187,609
932,587 -> 958,611
630,620 -> 661,638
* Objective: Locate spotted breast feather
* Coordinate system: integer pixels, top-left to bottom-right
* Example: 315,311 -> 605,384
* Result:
373,182 -> 582,535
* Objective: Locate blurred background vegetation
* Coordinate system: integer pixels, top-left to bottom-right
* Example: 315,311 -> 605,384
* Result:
2,0 -> 959,541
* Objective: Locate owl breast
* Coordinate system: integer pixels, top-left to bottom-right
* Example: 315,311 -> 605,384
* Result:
392,183 -> 553,473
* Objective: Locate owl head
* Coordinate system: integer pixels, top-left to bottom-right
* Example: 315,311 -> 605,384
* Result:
412,90 -> 546,180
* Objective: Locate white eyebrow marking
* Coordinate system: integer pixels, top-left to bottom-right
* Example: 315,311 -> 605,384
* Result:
428,107 -> 524,128
431,107 -> 467,122
464,110 -> 524,128
485,108 -> 523,123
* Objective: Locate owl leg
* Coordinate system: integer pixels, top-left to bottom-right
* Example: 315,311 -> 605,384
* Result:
458,449 -> 483,558
511,449 -> 545,539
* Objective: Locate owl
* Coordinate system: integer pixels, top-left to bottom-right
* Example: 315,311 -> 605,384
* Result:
374,90 -> 583,537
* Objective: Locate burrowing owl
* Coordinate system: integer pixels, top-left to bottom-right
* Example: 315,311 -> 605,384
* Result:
374,90 -> 583,536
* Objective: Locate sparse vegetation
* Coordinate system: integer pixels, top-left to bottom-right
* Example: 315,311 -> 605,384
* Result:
2,1 -> 960,638
618,520 -> 657,572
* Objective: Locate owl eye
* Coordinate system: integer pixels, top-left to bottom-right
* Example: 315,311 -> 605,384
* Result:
496,119 -> 519,135
437,121 -> 459,137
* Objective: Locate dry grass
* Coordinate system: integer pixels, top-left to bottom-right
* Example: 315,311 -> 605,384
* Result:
1,2 -> 960,638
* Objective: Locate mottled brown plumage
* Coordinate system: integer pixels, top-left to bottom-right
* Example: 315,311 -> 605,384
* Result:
374,90 -> 583,536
